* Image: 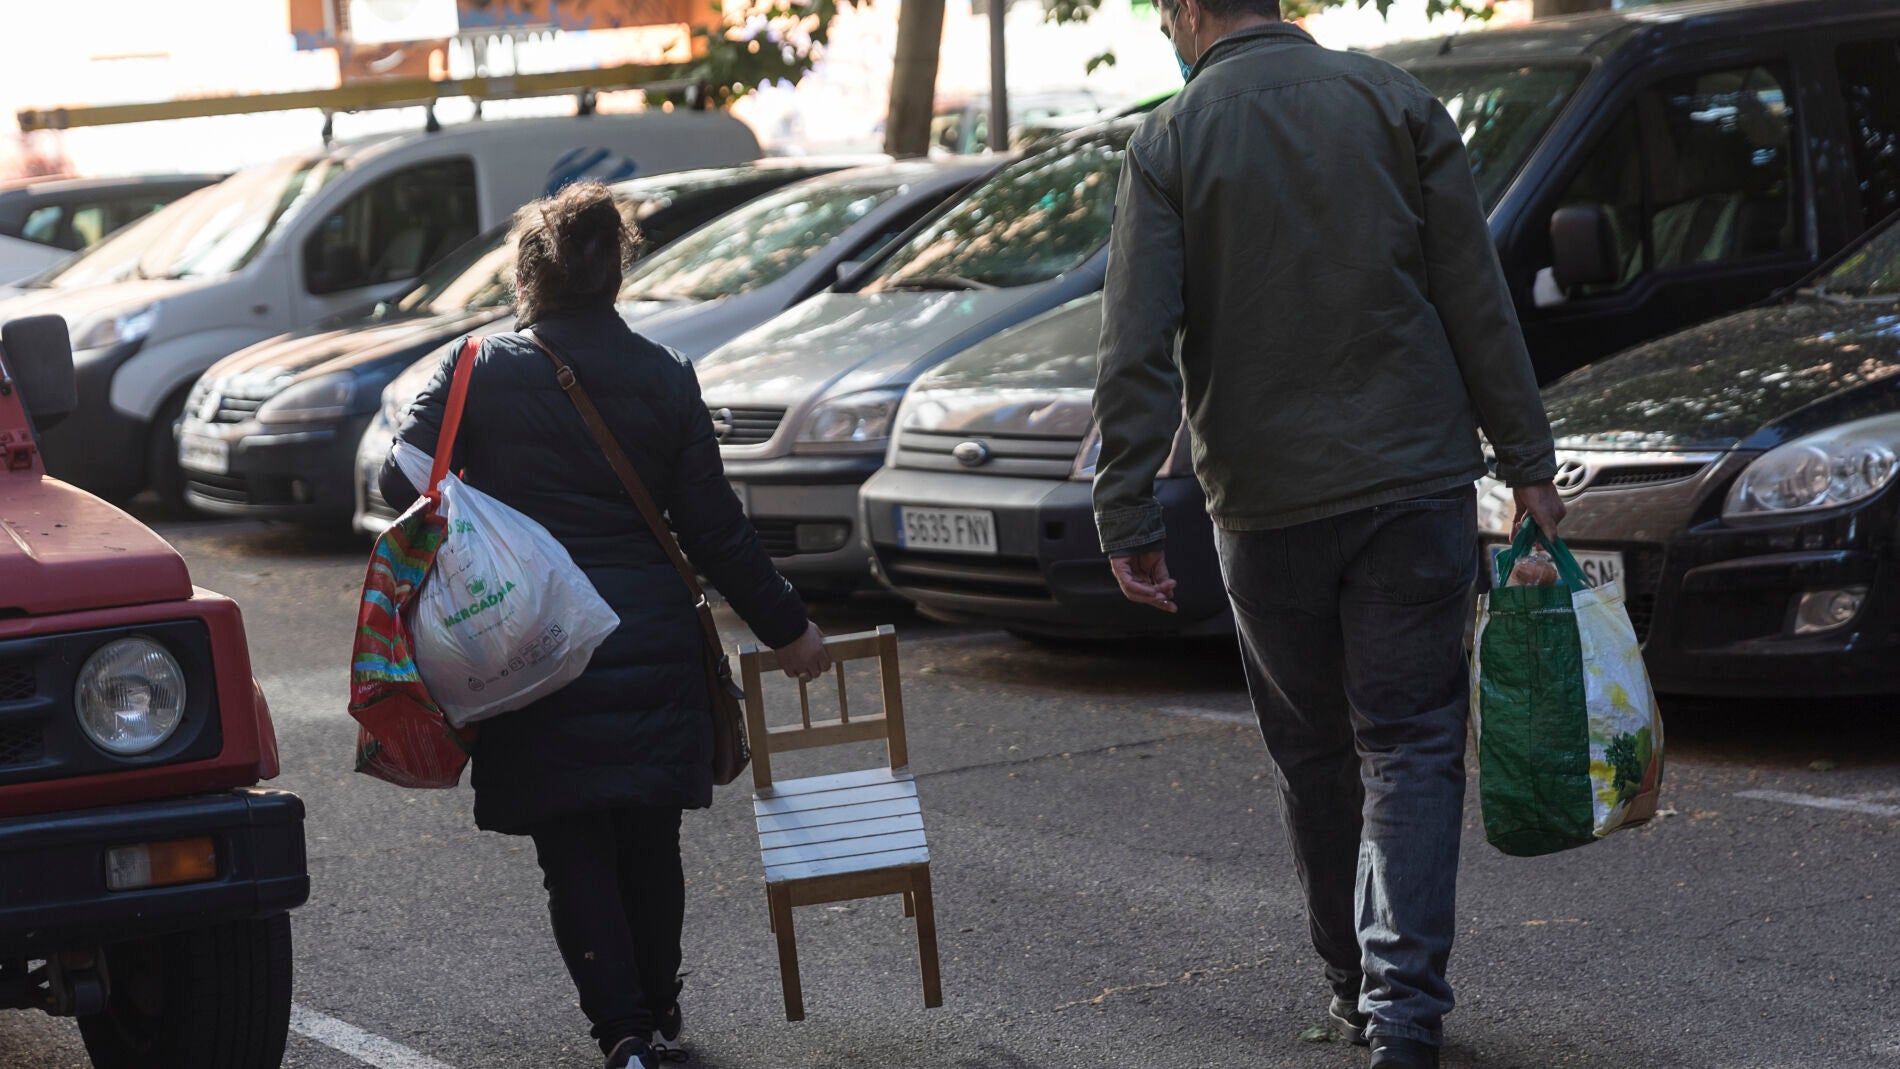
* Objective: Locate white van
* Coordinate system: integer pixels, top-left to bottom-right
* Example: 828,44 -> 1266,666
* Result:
24,111 -> 759,503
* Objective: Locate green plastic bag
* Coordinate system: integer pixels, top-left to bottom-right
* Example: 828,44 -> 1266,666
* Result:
1472,521 -> 1664,857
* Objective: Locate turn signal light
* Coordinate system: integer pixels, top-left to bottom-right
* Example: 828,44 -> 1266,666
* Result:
106,837 -> 217,891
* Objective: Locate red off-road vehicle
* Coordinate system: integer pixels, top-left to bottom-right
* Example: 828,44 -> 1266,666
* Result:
0,315 -> 307,1068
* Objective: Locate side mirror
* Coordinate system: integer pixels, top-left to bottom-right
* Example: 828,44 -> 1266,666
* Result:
1549,205 -> 1619,291
835,260 -> 867,285
1,315 -> 77,431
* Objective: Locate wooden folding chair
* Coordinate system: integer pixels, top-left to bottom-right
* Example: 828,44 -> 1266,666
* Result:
737,624 -> 942,1022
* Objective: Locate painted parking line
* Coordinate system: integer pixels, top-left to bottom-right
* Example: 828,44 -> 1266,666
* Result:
290,1004 -> 458,1069
1735,789 -> 1900,818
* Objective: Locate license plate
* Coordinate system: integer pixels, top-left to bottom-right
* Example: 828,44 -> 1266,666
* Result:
1488,543 -> 1625,589
728,480 -> 748,516
896,506 -> 997,555
178,433 -> 230,476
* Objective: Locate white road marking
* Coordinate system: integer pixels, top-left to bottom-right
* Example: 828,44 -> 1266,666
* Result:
1155,705 -> 1257,727
1735,789 -> 1900,818
291,1004 -> 459,1069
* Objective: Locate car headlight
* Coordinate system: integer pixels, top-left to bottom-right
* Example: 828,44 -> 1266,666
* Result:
1724,413 -> 1900,519
797,388 -> 905,449
71,302 -> 159,351
75,637 -> 187,757
255,373 -> 354,423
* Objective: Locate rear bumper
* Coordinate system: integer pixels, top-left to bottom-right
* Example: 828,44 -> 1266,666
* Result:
178,414 -> 370,523
862,469 -> 1230,638
0,788 -> 308,955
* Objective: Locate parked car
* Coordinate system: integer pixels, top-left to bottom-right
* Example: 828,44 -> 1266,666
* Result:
352,159 -> 995,534
695,121 -> 1129,594
861,293 -> 1233,636
0,315 -> 307,1067
1470,209 -> 1900,697
19,110 -> 760,506
176,160 -> 857,525
0,174 -> 223,285
1373,0 -> 1900,383
930,90 -> 1112,156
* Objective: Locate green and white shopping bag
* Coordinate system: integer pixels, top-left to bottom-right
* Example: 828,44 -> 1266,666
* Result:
1472,521 -> 1665,857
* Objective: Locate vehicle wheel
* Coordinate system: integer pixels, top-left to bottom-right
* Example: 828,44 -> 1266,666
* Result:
78,914 -> 293,1069
144,388 -> 196,519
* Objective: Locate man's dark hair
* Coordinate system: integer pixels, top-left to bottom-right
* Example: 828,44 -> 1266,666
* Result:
1158,0 -> 1281,19
511,180 -> 638,326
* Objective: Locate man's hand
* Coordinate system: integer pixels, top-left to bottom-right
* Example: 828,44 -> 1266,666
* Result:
1110,549 -> 1178,613
1513,481 -> 1567,538
776,621 -> 832,682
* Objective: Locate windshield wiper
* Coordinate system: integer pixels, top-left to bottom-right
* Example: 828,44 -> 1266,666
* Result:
881,274 -> 995,292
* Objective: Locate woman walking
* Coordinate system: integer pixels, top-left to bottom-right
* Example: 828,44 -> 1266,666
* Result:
380,180 -> 832,1069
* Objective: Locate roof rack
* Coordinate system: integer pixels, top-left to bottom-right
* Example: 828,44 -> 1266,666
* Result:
17,62 -> 705,134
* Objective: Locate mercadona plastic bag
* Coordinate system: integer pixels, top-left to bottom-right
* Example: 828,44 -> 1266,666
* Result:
1471,520 -> 1664,857
393,441 -> 619,727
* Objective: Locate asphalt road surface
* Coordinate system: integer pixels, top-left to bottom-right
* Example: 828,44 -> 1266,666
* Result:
4,518 -> 1895,1069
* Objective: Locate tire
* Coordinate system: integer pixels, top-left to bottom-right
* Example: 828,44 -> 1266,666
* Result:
78,914 -> 294,1069
144,388 -> 196,519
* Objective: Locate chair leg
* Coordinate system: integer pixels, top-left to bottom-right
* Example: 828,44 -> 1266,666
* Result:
902,890 -> 916,918
768,885 -> 806,1022
767,888 -> 776,933
910,866 -> 943,1009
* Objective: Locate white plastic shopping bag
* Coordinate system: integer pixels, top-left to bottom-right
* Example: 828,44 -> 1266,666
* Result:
393,443 -> 620,727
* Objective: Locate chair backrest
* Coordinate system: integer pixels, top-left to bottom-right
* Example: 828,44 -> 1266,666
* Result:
736,625 -> 907,790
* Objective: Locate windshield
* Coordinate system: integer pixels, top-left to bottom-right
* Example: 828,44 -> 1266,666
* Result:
619,176 -> 906,303
1819,214 -> 1900,298
393,225 -> 517,316
1409,63 -> 1585,210
869,128 -> 1128,291
29,191 -> 201,288
133,155 -> 348,280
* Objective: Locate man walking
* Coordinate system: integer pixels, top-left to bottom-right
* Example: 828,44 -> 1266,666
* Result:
1091,3 -> 1565,1067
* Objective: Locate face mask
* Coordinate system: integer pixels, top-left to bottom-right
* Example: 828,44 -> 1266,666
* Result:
1177,52 -> 1193,82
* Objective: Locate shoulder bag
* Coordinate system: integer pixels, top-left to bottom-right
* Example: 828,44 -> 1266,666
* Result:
524,329 -> 750,786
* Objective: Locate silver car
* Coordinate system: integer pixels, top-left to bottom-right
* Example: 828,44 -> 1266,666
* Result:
695,119 -> 1138,594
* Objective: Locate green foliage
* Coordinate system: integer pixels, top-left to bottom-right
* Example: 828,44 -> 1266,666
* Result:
650,0 -> 857,109
1607,730 -> 1648,804
1282,0 -> 1498,20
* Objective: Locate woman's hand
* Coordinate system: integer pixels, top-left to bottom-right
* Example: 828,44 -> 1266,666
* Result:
776,621 -> 832,682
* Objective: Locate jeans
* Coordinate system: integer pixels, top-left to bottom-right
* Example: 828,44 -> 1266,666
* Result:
529,807 -> 686,1054
1213,487 -> 1477,1046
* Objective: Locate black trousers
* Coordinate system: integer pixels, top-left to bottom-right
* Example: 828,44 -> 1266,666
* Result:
529,806 -> 685,1053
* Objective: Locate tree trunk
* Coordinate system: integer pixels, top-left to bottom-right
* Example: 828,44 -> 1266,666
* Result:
1533,0 -> 1612,17
885,0 -> 948,158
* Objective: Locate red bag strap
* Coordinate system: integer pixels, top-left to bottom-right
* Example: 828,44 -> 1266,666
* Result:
425,336 -> 482,501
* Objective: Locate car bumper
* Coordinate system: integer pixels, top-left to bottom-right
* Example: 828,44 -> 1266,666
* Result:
177,414 -> 371,523
0,788 -> 308,955
862,468 -> 1230,638
1478,459 -> 1900,698
724,453 -> 886,592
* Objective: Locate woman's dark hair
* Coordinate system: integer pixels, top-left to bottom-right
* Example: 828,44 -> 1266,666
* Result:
511,180 -> 637,325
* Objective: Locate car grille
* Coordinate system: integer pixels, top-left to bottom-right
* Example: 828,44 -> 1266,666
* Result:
711,406 -> 786,447
0,660 -> 33,703
0,658 -> 43,772
893,430 -> 1084,479
881,549 -> 1054,601
0,721 -> 44,768
212,395 -> 265,424
1591,463 -> 1708,490
185,471 -> 252,506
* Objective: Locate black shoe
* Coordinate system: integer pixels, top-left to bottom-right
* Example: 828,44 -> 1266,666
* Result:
654,977 -> 684,1044
1368,1036 -> 1440,1069
605,1037 -> 654,1069
1327,995 -> 1370,1046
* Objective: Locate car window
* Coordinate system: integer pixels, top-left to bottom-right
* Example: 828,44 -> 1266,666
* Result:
1836,37 -> 1900,229
1409,63 -> 1586,210
870,129 -> 1128,291
21,205 -> 64,247
68,206 -> 107,249
1551,63 -> 1798,296
391,224 -> 516,316
303,158 -> 478,295
1818,213 -> 1900,297
619,178 -> 905,303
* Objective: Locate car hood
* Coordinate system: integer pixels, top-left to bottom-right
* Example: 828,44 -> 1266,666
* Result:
1543,297 -> 1900,453
204,308 -> 509,386
0,476 -> 192,616
901,294 -> 1103,437
694,288 -> 1058,406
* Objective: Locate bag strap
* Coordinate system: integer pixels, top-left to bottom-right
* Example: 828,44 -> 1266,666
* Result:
426,336 -> 482,501
1494,517 -> 1591,590
522,330 -> 723,636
